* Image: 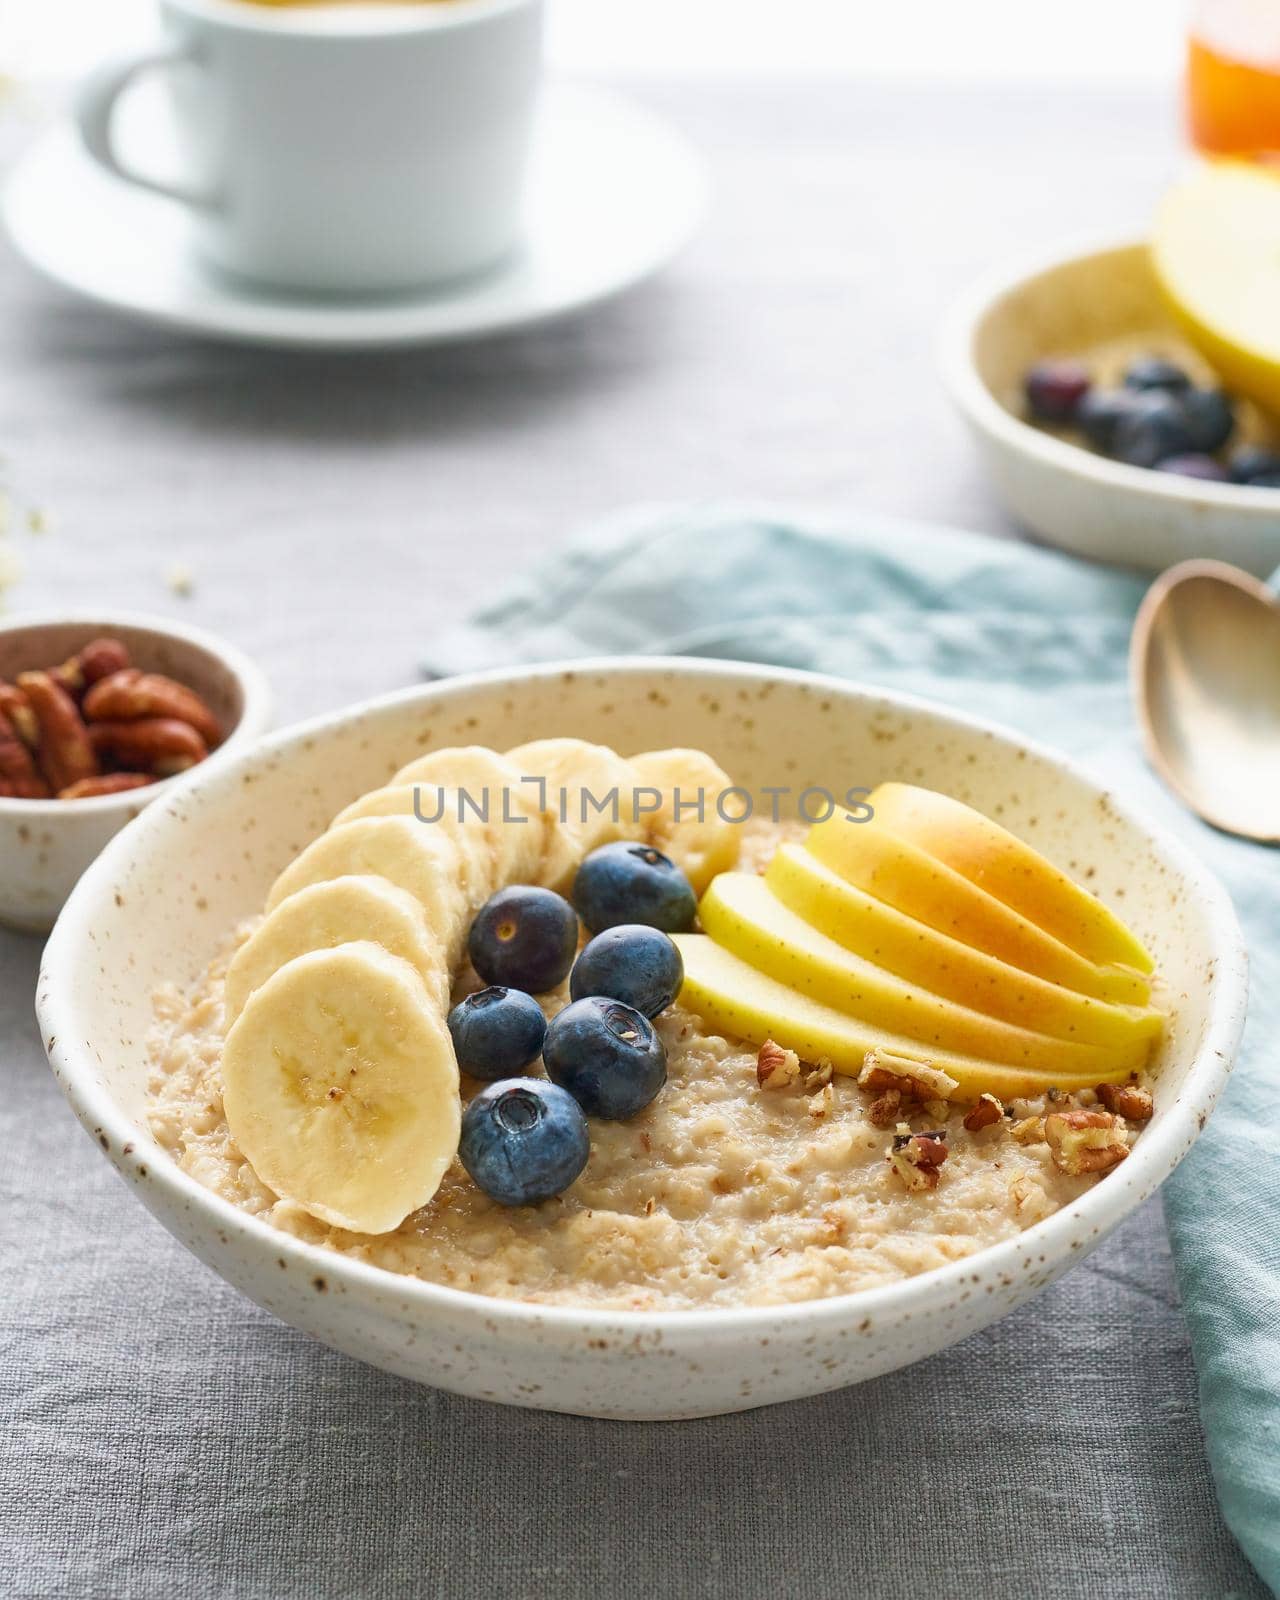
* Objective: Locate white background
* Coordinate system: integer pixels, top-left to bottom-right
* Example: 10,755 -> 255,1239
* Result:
2,0 -> 1186,84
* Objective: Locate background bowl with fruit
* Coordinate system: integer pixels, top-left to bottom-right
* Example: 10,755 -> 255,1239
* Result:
36,658 -> 1245,1419
0,612 -> 271,932
941,236 -> 1280,576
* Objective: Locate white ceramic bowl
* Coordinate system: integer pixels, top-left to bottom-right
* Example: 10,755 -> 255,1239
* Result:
941,236 -> 1280,578
37,658 -> 1246,1420
0,611 -> 272,933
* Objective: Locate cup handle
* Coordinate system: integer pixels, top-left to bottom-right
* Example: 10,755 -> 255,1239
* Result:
74,51 -> 218,209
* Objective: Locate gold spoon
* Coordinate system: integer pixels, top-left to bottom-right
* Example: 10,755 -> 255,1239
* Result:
1131,558 -> 1280,844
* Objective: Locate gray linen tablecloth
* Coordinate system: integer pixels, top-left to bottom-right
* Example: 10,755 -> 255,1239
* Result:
0,80 -> 1266,1599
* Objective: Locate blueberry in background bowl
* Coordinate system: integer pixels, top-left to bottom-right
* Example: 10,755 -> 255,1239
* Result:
1110,392 -> 1195,469
447,986 -> 547,1081
569,925 -> 683,1018
1024,358 -> 1091,424
1123,356 -> 1193,394
459,1078 -> 590,1206
1181,389 -> 1235,454
468,885 -> 579,993
572,841 -> 696,935
543,997 -> 667,1120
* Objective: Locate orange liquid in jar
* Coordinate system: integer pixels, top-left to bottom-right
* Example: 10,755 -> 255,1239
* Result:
1188,34 -> 1280,155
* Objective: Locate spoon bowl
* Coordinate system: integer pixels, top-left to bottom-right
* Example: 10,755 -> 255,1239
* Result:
1132,559 -> 1280,843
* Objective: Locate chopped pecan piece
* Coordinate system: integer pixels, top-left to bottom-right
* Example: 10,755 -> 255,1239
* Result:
1045,1109 -> 1129,1176
887,1127 -> 948,1192
858,1050 -> 960,1103
756,1039 -> 801,1090
807,1082 -> 834,1119
964,1092 -> 1004,1132
1010,1114 -> 1046,1145
1097,1081 -> 1153,1121
865,1087 -> 902,1128
804,1057 -> 834,1092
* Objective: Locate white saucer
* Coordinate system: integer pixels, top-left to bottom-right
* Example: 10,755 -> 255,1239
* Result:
3,84 -> 704,349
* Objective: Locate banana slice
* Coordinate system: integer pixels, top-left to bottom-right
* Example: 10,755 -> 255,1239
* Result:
266,816 -> 470,968
330,786 -> 498,906
391,746 -> 546,886
629,748 -> 741,893
224,875 -> 449,1027
222,941 -> 460,1235
507,738 -> 645,892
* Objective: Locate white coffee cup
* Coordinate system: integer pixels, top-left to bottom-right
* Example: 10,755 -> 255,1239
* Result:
75,0 -> 544,294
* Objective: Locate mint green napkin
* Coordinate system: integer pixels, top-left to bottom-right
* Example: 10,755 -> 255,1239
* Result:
424,505 -> 1277,1595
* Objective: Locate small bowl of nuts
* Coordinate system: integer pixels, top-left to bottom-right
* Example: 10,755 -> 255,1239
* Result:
0,612 -> 271,933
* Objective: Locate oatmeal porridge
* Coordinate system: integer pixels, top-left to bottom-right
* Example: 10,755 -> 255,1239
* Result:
147,746 -> 1163,1314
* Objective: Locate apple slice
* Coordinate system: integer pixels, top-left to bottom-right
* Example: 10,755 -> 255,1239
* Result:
673,935 -> 1128,1100
700,873 -> 1157,1075
806,815 -> 1150,1004
1153,160 -> 1280,416
864,784 -> 1153,976
765,844 -> 1159,1044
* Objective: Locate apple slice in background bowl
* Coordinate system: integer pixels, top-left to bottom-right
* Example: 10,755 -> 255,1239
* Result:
36,658 -> 1246,1419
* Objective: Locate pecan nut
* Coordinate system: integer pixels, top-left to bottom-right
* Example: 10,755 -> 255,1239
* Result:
1044,1109 -> 1129,1176
83,668 -> 221,747
51,638 -> 131,698
0,683 -> 37,747
963,1092 -> 1005,1132
1097,1082 -> 1154,1121
0,709 -> 51,798
58,772 -> 156,800
17,670 -> 99,792
887,1128 -> 949,1191
858,1050 -> 960,1103
756,1039 -> 802,1090
88,717 -> 208,776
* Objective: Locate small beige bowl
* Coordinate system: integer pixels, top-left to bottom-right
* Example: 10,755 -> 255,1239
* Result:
940,236 -> 1280,578
0,612 -> 271,933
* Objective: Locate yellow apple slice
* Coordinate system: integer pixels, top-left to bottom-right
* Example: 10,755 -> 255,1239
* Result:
805,814 -> 1149,1004
674,935 -> 1121,1100
699,873 -> 1156,1075
1153,160 -> 1280,416
865,784 -> 1153,976
766,843 -> 1160,1047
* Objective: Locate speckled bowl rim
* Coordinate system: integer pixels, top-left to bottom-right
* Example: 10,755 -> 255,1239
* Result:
38,656 -> 1248,1348
0,609 -> 273,818
938,233 -> 1280,514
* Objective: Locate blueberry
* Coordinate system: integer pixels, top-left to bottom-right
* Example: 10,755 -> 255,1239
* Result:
1078,389 -> 1138,453
468,886 -> 579,994
570,925 -> 684,1018
1153,453 -> 1230,482
1123,356 -> 1192,395
1229,444 -> 1280,485
1110,392 -> 1194,468
543,997 -> 667,1120
1024,359 -> 1091,424
1181,388 -> 1235,453
572,841 -> 697,935
459,1078 -> 590,1205
447,986 -> 547,1081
